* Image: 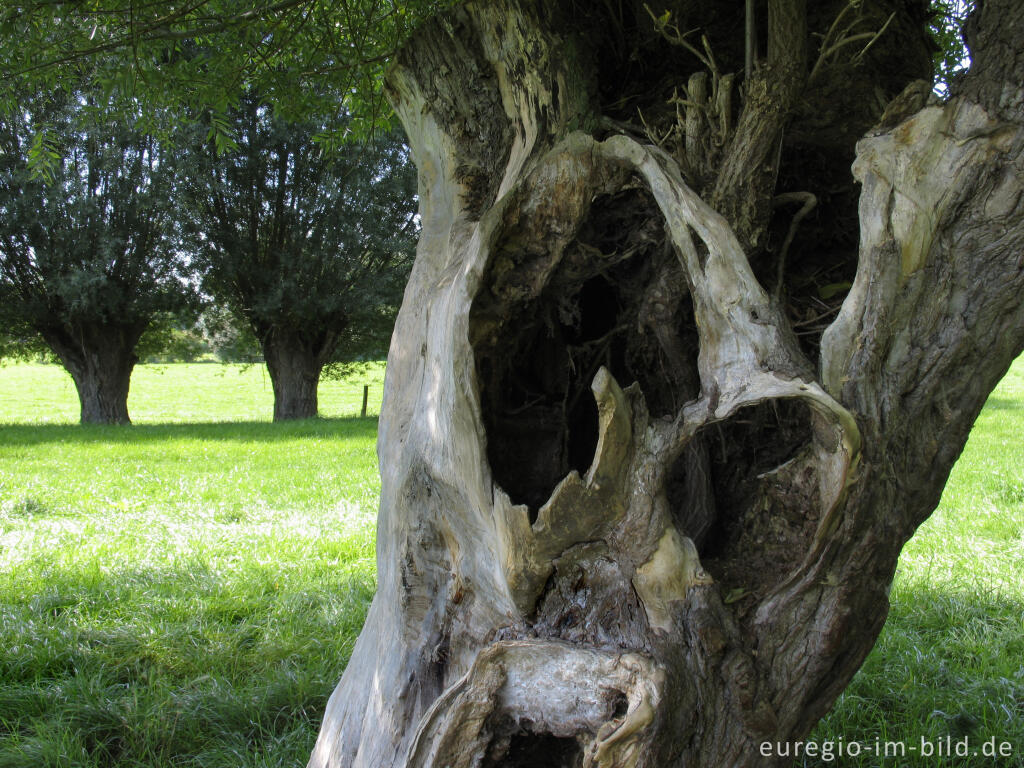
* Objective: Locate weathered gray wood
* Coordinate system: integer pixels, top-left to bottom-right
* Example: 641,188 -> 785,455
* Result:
309,1 -> 1024,766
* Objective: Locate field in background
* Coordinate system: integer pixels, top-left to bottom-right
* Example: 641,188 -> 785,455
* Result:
0,363 -> 383,767
809,360 -> 1024,765
0,362 -> 386,424
1,360 -> 1022,766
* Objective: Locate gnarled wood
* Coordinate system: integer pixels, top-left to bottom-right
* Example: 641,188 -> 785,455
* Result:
310,1 -> 1024,766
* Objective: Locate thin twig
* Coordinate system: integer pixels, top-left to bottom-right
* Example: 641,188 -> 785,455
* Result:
792,304 -> 841,328
852,12 -> 896,64
820,2 -> 855,54
643,3 -> 713,72
772,191 -> 817,300
9,0 -> 315,77
637,108 -> 673,147
745,0 -> 754,76
809,7 -> 897,83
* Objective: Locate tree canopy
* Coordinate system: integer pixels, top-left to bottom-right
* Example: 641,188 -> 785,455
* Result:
0,0 -> 453,151
0,89 -> 195,422
182,95 -> 417,419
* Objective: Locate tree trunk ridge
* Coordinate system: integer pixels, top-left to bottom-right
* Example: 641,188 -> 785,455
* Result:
41,320 -> 143,425
309,1 -> 1024,766
262,328 -> 336,421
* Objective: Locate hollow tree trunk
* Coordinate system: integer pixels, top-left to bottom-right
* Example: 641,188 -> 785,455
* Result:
40,321 -> 143,425
262,329 -> 333,421
310,1 -> 1024,766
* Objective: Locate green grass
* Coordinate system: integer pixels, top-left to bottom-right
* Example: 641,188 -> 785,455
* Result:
0,363 -> 383,767
0,362 -> 386,424
808,360 -> 1024,766
0,359 -> 1022,767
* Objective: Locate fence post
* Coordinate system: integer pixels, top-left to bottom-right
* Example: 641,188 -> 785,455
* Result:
361,384 -> 369,418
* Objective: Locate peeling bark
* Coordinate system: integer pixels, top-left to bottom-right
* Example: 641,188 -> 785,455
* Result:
309,1 -> 1024,766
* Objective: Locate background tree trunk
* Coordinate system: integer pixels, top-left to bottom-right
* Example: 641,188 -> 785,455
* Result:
310,1 -> 1024,766
41,322 -> 142,425
262,330 -> 333,421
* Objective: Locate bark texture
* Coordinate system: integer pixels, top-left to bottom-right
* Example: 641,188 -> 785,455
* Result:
261,327 -> 338,421
41,321 -> 143,425
310,1 -> 1024,766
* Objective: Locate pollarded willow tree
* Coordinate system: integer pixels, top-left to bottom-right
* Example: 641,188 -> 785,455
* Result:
0,93 -> 191,425
183,96 -> 418,421
307,1 -> 1024,766
2,0 -> 1019,763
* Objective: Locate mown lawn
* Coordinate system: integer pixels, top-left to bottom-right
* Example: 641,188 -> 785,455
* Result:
0,360 -> 1021,767
0,363 -> 384,767
0,362 -> 386,424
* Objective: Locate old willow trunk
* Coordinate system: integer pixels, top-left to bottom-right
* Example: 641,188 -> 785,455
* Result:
41,320 -> 143,425
261,329 -> 337,421
311,1 -> 1024,766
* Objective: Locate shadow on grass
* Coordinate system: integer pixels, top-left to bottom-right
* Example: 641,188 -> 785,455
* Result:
811,583 -> 1024,767
0,416 -> 379,447
0,563 -> 374,767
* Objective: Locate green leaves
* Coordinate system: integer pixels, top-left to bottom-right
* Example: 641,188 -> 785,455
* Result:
930,0 -> 974,95
0,88 -> 197,358
818,281 -> 852,301
206,111 -> 239,156
723,587 -> 749,605
0,0 -> 456,141
26,126 -> 61,183
180,95 -> 418,367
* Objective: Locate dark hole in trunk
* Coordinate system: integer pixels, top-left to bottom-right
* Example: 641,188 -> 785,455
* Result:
475,324 -> 574,518
472,187 -> 700,519
610,691 -> 629,718
566,275 -> 618,344
668,399 -> 816,605
484,730 -> 583,768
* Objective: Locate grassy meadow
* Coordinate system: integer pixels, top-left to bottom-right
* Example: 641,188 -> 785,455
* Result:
0,360 -> 1022,766
0,362 -> 386,424
0,363 -> 384,767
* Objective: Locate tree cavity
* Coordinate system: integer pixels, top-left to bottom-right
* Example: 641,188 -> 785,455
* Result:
471,187 -> 700,520
667,398 -> 818,609
481,727 -> 583,768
